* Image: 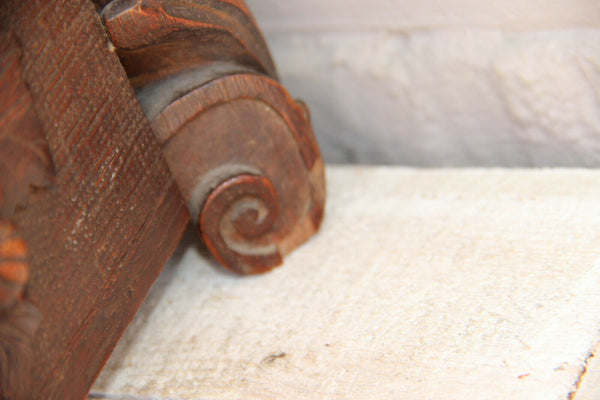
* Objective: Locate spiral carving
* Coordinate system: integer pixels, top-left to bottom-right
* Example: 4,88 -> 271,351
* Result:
103,0 -> 326,274
150,74 -> 325,274
0,33 -> 45,399
101,0 -> 277,88
200,174 -> 282,274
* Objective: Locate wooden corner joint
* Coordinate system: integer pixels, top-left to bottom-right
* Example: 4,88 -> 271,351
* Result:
102,0 -> 326,274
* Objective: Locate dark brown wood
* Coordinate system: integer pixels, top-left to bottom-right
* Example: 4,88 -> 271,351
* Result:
102,0 -> 278,88
153,74 -> 326,274
104,0 -> 326,275
0,33 -> 47,400
0,0 -> 325,397
0,33 -> 54,221
0,0 -> 189,398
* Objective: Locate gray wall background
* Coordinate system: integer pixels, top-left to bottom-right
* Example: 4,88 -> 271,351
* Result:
246,0 -> 600,166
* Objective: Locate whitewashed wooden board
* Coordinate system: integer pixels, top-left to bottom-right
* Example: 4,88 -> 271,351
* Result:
92,166 -> 600,400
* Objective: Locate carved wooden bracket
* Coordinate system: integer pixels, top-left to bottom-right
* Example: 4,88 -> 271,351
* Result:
0,0 -> 325,397
102,0 -> 326,274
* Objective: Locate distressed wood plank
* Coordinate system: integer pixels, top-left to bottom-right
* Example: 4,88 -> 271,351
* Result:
0,0 -> 189,398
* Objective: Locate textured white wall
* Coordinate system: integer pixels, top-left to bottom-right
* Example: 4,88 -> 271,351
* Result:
246,0 -> 600,166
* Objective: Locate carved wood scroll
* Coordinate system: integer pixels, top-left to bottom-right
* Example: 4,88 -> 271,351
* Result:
0,0 -> 324,396
103,0 -> 326,274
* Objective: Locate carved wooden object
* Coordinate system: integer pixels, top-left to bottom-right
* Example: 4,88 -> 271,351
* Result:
0,33 -> 49,400
103,0 -> 325,274
0,0 -> 189,398
0,0 -> 324,397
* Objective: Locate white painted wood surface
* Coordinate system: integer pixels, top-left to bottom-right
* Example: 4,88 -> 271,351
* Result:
92,167 -> 600,399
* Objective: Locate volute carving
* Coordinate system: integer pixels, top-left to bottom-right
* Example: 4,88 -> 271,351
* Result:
102,0 -> 326,274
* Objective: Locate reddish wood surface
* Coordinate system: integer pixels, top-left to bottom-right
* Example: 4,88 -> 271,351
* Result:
154,74 -> 325,274
0,0 -> 189,398
104,0 -> 326,275
0,0 -> 325,397
0,33 -> 46,400
0,33 -> 54,221
0,219 -> 41,400
102,0 -> 277,88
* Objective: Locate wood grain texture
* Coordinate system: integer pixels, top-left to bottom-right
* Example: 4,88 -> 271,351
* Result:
152,74 -> 325,274
0,220 -> 41,400
0,33 -> 54,220
0,0 -> 189,398
0,299 -> 41,400
104,0 -> 325,274
0,33 -> 45,310
102,0 -> 277,88
102,0 -> 325,274
0,33 -> 47,400
0,222 -> 29,308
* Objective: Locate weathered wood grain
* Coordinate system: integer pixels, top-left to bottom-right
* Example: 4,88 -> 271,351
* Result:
0,32 -> 48,400
0,0 -> 190,398
145,73 -> 325,274
104,0 -> 326,274
102,0 -> 277,88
